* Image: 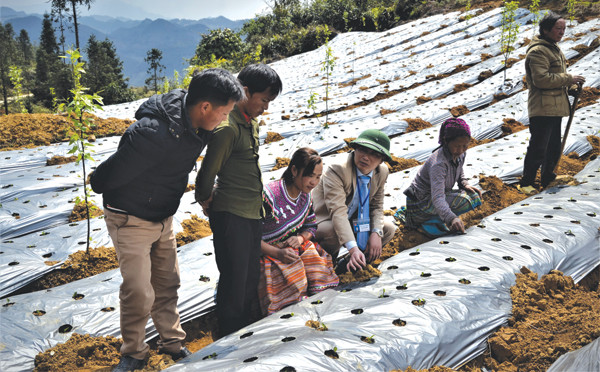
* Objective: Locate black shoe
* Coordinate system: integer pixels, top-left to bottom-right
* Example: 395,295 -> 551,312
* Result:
159,346 -> 192,361
113,356 -> 146,372
541,173 -> 557,188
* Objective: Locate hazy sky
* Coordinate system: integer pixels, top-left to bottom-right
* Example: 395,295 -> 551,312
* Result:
2,0 -> 271,21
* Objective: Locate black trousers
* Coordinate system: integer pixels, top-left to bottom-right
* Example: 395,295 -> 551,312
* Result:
209,211 -> 262,337
520,116 -> 562,187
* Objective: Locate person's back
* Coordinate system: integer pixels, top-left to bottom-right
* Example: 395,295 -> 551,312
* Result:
92,89 -> 210,221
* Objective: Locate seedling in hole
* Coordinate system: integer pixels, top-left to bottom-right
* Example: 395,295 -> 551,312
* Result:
203,352 -> 217,360
564,230 -> 575,236
412,298 -> 426,306
378,289 -> 387,298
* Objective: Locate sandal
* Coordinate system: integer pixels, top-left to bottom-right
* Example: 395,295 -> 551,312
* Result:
517,184 -> 537,195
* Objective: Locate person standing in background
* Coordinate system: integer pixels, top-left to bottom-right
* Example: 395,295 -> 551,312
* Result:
519,11 -> 586,193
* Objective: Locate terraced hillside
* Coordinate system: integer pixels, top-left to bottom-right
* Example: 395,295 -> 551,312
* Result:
1,6 -> 599,372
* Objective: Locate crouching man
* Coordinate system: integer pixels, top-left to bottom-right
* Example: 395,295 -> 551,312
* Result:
312,129 -> 396,273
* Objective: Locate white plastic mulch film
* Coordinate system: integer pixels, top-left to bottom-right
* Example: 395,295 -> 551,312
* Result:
1,6 -> 599,372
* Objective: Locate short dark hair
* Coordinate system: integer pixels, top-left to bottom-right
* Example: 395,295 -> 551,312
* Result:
539,11 -> 563,37
186,68 -> 245,107
282,147 -> 321,184
237,64 -> 283,96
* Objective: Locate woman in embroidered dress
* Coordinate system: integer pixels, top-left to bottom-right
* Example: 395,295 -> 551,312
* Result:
259,148 -> 339,315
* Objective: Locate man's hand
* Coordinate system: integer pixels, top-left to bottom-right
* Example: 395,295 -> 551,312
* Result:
450,217 -> 465,233
278,247 -> 299,264
199,193 -> 213,217
464,184 -> 483,199
364,232 -> 382,263
346,246 -> 367,272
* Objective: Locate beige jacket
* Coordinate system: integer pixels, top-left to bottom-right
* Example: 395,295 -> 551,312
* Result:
525,36 -> 574,118
312,152 -> 388,247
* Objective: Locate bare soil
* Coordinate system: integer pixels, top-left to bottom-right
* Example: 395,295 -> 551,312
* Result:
68,202 -> 104,222
405,118 -> 433,133
0,113 -> 133,151
272,157 -> 291,170
175,214 -> 212,247
386,155 -> 423,173
264,131 -> 285,144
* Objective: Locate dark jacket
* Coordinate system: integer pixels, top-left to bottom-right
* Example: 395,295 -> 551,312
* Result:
90,89 -> 212,221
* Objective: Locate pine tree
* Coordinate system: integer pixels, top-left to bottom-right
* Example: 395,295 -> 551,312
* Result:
50,0 -> 95,55
33,13 -> 72,108
84,35 -> 132,105
0,23 -> 17,114
145,48 -> 165,93
15,29 -> 34,66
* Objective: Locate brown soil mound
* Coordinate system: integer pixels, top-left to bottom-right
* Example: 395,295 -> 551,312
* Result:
272,157 -> 290,171
68,202 -> 104,222
405,118 -> 432,133
35,311 -> 221,371
11,246 -> 119,296
469,138 -> 495,148
453,83 -> 473,93
339,74 -> 372,88
501,118 -> 527,135
463,267 -> 600,372
417,96 -> 432,105
380,109 -> 396,116
576,86 -> 600,109
477,69 -> 493,81
46,155 -> 77,166
175,215 -> 212,247
34,333 -> 124,371
450,105 -> 469,117
460,175 -> 528,228
305,320 -> 328,331
264,131 -> 285,144
338,264 -> 382,285
386,155 -> 422,173
335,137 -> 357,154
0,113 -> 133,151
480,53 -> 493,61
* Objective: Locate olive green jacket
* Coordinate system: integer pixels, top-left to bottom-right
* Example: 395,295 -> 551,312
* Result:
525,36 -> 574,118
195,106 -> 263,219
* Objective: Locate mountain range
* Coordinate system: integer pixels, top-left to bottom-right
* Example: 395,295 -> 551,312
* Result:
1,7 -> 247,86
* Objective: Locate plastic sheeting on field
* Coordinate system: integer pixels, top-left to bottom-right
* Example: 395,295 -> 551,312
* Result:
547,337 -> 600,372
166,158 -> 600,371
0,237 -> 219,372
1,6 -> 599,372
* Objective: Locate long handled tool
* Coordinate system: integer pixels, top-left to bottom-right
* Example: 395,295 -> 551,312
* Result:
554,82 -> 583,174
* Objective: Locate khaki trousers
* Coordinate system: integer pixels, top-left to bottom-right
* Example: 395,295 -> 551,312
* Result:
104,209 -> 186,360
315,219 -> 396,261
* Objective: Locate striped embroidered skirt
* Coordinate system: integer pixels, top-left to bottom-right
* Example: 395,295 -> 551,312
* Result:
403,191 -> 482,229
259,240 -> 339,315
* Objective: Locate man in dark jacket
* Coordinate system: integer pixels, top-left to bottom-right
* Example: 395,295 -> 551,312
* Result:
90,68 -> 244,372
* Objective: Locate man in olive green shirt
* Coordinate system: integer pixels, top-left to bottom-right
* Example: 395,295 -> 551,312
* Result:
195,64 -> 282,337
